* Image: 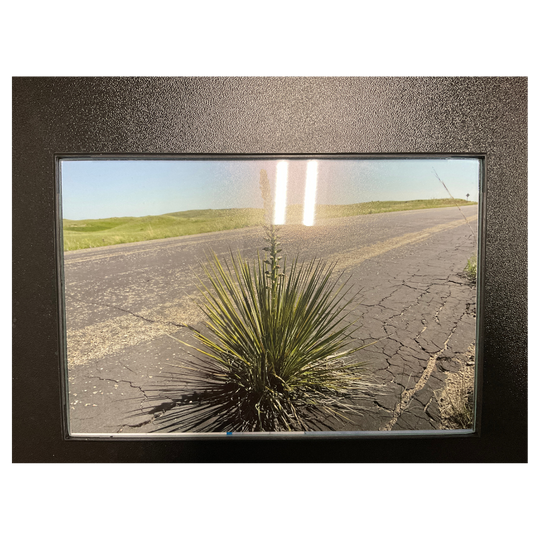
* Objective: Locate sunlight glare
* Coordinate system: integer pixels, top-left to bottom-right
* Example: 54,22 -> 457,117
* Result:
303,160 -> 318,226
274,161 -> 288,225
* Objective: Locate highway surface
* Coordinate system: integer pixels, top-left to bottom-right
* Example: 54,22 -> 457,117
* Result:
63,205 -> 479,435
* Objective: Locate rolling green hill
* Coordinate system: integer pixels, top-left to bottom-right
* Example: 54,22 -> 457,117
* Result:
63,208 -> 264,251
63,198 -> 476,251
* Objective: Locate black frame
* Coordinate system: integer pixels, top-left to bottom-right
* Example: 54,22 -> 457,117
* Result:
12,77 -> 527,462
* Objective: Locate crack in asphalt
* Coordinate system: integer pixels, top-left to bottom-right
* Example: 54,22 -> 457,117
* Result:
362,241 -> 474,430
84,375 -> 163,430
380,309 -> 466,431
67,294 -> 188,329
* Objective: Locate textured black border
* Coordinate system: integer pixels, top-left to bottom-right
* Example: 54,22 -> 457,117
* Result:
12,77 -> 527,462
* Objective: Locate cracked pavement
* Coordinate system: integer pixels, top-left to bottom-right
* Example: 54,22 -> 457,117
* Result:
63,206 -> 478,435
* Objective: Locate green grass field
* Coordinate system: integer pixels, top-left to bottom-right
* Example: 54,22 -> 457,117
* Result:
63,198 -> 476,251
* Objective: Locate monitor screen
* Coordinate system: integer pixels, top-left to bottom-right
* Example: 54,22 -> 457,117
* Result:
59,155 -> 482,437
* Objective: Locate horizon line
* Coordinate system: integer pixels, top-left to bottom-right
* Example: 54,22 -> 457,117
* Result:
63,197 -> 478,222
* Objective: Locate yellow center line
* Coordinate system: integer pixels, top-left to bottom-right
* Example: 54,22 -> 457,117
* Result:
334,215 -> 478,272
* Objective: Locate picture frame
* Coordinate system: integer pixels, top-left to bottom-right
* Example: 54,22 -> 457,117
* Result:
12,77 -> 527,462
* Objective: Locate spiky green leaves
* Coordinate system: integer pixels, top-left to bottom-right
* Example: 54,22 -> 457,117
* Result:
152,251 -> 371,432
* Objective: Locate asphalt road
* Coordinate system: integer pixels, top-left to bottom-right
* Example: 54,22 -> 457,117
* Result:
64,205 -> 479,435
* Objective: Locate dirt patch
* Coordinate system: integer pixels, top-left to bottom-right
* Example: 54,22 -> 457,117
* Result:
435,345 -> 475,429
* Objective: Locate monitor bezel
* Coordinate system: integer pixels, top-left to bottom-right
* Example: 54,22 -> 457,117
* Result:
12,77 -> 526,462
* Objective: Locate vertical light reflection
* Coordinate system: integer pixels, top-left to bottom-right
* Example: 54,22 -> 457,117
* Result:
274,161 -> 288,225
303,160 -> 318,226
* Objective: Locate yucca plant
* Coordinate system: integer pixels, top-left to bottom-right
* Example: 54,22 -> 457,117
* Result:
150,170 -> 372,432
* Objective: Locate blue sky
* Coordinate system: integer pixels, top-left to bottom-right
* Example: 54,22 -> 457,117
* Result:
61,158 -> 480,220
